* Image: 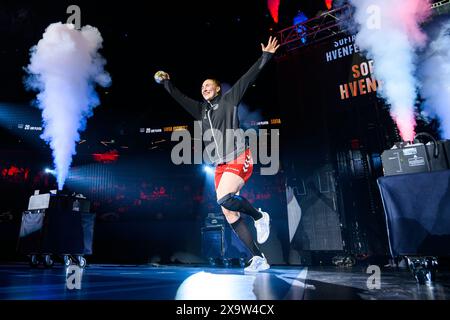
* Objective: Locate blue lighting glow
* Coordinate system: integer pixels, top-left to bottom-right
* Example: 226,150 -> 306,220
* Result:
293,11 -> 308,44
44,168 -> 56,175
203,165 -> 214,175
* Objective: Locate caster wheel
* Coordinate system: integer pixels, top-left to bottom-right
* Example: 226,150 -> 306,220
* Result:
29,255 -> 39,268
208,257 -> 216,267
63,255 -> 72,267
415,269 -> 428,285
76,256 -> 86,268
223,258 -> 231,268
43,254 -> 54,268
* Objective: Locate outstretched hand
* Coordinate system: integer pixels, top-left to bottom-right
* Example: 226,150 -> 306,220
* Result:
261,36 -> 280,54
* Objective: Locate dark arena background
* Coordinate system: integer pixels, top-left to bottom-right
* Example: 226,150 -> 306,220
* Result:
1,0 -> 450,307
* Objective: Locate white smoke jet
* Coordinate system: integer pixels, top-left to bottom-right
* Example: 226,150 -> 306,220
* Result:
418,19 -> 450,139
348,0 -> 431,141
25,23 -> 111,190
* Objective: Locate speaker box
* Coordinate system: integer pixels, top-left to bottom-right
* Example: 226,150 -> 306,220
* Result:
201,224 -> 251,262
201,226 -> 224,259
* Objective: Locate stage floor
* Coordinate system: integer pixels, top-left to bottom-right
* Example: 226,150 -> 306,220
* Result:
0,263 -> 449,300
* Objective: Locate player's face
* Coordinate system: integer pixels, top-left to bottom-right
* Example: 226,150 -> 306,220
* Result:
201,79 -> 220,101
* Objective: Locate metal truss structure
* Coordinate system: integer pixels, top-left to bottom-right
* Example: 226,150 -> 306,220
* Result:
432,0 -> 450,11
277,0 -> 450,52
277,5 -> 352,53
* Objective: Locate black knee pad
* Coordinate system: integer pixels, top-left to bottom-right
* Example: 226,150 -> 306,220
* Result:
217,193 -> 242,212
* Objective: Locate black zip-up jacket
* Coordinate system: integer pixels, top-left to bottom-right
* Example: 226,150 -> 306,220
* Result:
163,51 -> 273,165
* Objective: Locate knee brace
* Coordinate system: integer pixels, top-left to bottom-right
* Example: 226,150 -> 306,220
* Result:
217,193 -> 242,212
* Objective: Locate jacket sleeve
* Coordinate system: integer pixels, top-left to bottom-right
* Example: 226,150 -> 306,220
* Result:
225,51 -> 273,106
163,80 -> 202,120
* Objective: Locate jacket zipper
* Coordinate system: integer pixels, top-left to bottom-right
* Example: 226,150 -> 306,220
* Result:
207,102 -> 222,161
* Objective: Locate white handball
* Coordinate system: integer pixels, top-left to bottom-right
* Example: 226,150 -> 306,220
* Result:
154,71 -> 168,84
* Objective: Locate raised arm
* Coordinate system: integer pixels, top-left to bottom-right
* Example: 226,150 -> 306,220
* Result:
226,36 -> 280,105
155,71 -> 203,120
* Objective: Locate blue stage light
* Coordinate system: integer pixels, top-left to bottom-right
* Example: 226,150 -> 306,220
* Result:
45,168 -> 56,175
203,166 -> 214,175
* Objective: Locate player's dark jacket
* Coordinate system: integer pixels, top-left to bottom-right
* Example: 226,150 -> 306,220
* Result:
163,51 -> 273,165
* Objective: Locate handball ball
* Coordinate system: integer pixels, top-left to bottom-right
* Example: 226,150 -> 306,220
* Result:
154,71 -> 167,84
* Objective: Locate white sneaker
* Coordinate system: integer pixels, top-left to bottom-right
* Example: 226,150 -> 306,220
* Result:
254,209 -> 270,244
244,254 -> 270,273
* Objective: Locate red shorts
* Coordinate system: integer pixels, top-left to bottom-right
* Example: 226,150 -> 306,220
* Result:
214,149 -> 253,190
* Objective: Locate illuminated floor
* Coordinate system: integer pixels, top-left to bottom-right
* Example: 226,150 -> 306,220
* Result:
0,263 -> 449,300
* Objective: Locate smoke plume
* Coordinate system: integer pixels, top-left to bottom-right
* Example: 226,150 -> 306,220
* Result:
348,0 -> 431,141
25,23 -> 111,190
418,19 -> 450,139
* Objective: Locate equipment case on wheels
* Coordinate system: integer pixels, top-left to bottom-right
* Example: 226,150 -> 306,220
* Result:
17,191 -> 95,268
377,170 -> 450,284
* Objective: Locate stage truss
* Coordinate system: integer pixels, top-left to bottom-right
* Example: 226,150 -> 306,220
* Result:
277,0 -> 450,52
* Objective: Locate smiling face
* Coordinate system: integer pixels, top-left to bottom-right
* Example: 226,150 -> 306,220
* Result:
201,79 -> 221,101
